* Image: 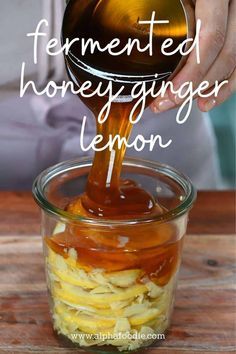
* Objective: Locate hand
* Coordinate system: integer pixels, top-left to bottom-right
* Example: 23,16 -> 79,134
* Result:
150,0 -> 236,114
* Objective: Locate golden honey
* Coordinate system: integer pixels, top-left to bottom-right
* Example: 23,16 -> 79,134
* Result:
38,0 -> 196,351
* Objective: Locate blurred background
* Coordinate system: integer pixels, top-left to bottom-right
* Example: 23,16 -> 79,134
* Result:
0,0 -> 235,191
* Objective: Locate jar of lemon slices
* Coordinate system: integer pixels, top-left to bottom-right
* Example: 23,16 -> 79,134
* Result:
33,158 -> 196,352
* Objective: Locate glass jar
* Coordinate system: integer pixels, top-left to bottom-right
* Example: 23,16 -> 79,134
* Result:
33,157 -> 196,352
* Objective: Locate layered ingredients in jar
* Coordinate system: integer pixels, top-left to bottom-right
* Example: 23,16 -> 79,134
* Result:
45,200 -> 184,351
43,0 -> 189,350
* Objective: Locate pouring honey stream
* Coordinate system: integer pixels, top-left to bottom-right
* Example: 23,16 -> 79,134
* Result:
32,1 -> 197,350
47,0 -> 193,281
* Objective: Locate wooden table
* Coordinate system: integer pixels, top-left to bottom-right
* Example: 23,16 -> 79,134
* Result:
0,191 -> 235,354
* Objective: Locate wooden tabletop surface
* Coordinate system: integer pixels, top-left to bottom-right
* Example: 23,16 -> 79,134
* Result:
0,191 -> 235,354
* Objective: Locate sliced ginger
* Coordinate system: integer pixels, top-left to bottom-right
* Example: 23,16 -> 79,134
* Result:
47,236 -> 176,350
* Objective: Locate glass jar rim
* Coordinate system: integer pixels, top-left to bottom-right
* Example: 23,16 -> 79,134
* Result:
62,0 -> 192,87
32,157 -> 197,226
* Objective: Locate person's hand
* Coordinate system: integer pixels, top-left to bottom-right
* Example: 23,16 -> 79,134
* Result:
150,0 -> 236,114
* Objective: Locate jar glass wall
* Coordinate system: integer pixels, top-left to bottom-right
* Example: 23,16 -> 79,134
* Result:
33,158 -> 196,352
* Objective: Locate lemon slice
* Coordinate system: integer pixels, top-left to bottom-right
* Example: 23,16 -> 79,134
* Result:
59,282 -> 148,306
129,308 -> 162,326
55,303 -> 116,329
53,286 -> 109,309
58,298 -> 125,317
89,286 -> 113,294
50,267 -> 98,289
55,309 -> 114,336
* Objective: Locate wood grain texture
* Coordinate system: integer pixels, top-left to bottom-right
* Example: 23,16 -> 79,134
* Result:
189,191 -> 235,235
0,234 -> 235,354
0,191 -> 235,236
0,192 -> 40,236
